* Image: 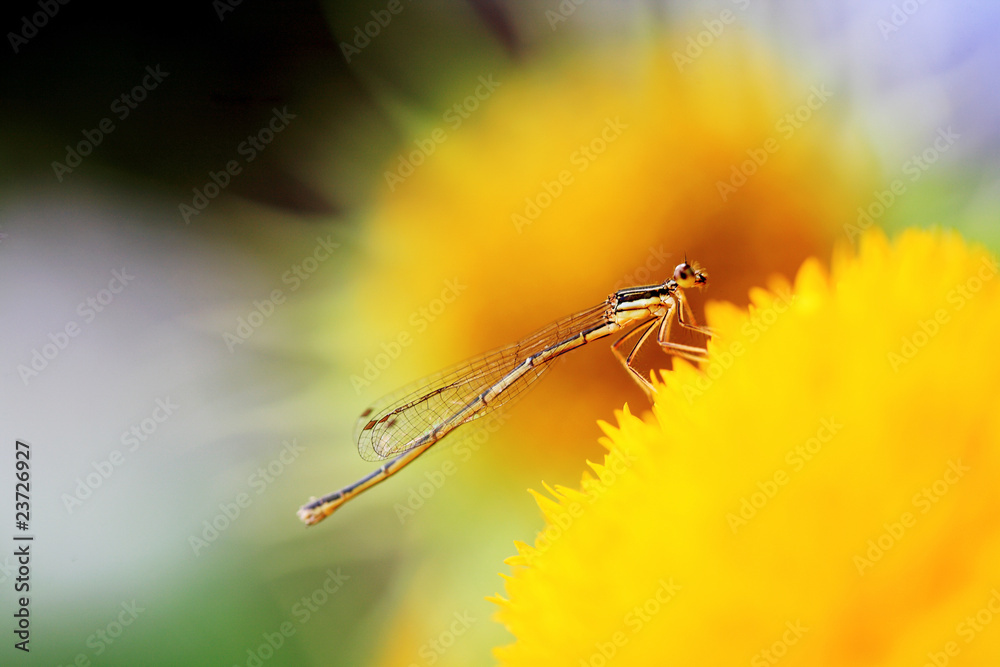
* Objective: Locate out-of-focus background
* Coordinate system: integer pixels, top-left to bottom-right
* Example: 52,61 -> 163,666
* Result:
0,1 -> 997,665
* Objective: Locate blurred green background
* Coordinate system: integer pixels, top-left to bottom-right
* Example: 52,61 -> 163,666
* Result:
1,1 -> 998,665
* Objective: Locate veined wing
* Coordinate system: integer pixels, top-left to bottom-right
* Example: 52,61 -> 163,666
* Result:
355,299 -> 613,461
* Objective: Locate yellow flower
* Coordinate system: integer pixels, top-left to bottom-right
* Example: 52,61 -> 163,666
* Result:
336,34 -> 881,667
343,35 -> 878,473
492,228 -> 1000,666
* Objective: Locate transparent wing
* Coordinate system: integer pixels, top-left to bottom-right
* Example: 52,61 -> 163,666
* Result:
355,300 -> 613,461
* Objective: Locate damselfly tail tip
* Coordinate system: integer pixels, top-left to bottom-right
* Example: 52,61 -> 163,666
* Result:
297,497 -> 341,526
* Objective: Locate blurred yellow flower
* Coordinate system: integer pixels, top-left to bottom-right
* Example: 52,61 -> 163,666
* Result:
492,228 -> 1000,666
346,35 -> 878,472
345,33 -> 882,667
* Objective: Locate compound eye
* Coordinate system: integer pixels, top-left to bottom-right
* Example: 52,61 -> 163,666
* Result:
673,263 -> 692,284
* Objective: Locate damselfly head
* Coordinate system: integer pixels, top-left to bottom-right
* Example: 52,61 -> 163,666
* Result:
673,262 -> 708,290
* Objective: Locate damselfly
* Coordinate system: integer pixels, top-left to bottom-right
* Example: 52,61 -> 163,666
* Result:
298,261 -> 711,525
